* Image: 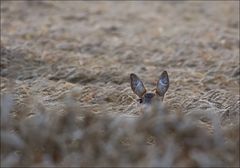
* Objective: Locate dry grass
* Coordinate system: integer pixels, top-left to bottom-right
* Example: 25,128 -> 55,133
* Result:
1,93 -> 239,167
1,1 -> 239,167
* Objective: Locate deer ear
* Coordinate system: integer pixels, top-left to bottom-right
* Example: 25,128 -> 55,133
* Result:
156,71 -> 169,97
130,73 -> 146,98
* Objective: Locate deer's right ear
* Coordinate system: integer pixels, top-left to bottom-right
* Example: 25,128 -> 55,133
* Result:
130,73 -> 146,98
156,71 -> 169,97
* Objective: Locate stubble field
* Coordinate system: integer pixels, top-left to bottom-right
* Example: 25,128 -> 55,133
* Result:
1,1 -> 239,167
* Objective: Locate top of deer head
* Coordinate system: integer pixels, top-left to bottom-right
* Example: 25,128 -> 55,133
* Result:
130,71 -> 169,104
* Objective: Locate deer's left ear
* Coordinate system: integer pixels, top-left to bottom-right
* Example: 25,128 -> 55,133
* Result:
156,71 -> 169,97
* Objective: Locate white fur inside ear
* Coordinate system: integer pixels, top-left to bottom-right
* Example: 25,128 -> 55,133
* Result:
156,71 -> 169,96
133,80 -> 145,97
159,79 -> 168,86
130,74 -> 146,97
136,80 -> 142,88
158,83 -> 167,94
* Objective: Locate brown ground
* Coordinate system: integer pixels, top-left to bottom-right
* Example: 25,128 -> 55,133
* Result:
1,1 -> 239,167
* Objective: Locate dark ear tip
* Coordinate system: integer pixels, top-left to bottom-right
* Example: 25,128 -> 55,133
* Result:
130,73 -> 135,76
161,71 -> 169,78
160,70 -> 169,84
162,71 -> 168,76
130,73 -> 137,79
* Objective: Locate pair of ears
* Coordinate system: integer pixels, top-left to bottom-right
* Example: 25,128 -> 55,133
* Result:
130,71 -> 169,98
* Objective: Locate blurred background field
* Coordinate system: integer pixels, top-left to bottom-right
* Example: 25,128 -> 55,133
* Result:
1,1 -> 239,167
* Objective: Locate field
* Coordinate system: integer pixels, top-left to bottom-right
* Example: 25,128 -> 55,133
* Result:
1,1 -> 239,167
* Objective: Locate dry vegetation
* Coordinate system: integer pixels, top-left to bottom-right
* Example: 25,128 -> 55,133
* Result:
1,1 -> 239,167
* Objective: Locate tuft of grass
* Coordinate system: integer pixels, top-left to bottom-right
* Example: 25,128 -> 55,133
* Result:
1,93 -> 239,167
